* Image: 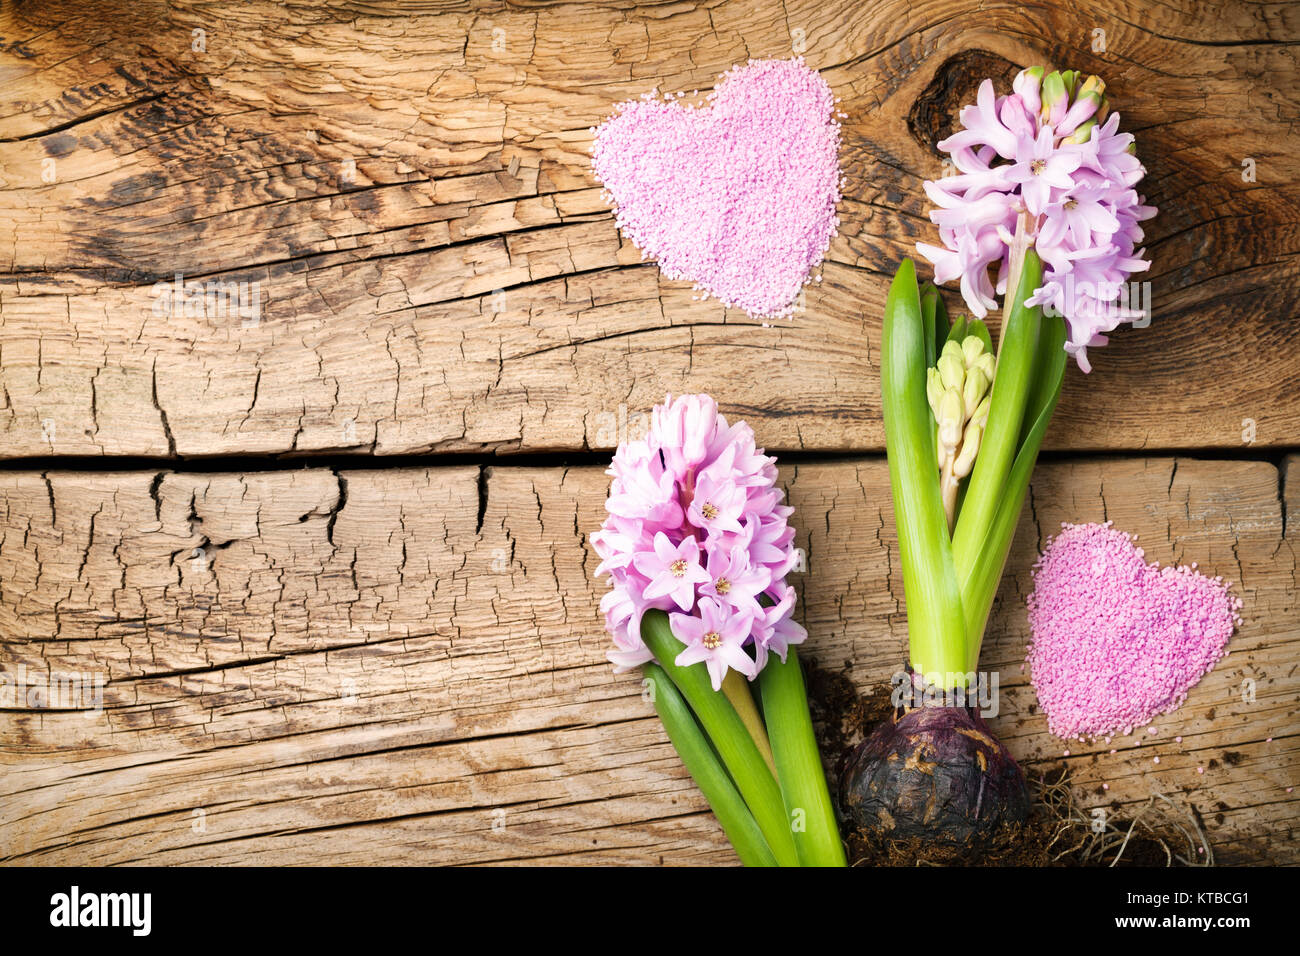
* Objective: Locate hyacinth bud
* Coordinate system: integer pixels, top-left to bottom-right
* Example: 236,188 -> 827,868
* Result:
1040,70 -> 1069,126
926,367 -> 944,416
938,343 -> 965,391
1013,66 -> 1043,115
973,352 -> 996,382
970,395 -> 991,429
951,420 -> 983,478
960,334 -> 985,368
1078,74 -> 1105,100
963,367 -> 989,418
1065,119 -> 1097,145
938,388 -> 964,449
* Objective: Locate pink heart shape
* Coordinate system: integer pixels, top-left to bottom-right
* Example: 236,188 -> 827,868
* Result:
591,58 -> 842,318
1027,522 -> 1241,740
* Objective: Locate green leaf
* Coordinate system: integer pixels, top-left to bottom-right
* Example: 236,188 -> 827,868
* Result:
932,287 -> 951,365
966,318 -> 994,354
1018,312 -> 1068,448
950,249 -> 1044,612
957,286 -> 1067,669
881,260 -> 968,680
759,648 -> 846,867
643,663 -> 779,867
920,283 -> 939,368
945,314 -> 968,346
641,611 -> 800,866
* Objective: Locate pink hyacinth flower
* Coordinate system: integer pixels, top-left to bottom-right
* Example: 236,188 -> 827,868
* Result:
918,71 -> 1157,371
593,393 -> 808,688
671,598 -> 758,691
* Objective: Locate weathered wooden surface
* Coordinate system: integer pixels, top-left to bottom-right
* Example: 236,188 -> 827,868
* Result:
1,0 -> 1298,457
1,458 -> 1294,865
1,0 -> 1297,867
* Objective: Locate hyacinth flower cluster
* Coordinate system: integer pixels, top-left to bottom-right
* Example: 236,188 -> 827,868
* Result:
882,66 -> 1157,689
918,68 -> 1156,372
593,394 -> 844,867
593,393 -> 805,688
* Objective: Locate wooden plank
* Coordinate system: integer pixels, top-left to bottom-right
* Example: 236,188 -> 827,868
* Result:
1,0 -> 1297,458
1,456 -> 1293,864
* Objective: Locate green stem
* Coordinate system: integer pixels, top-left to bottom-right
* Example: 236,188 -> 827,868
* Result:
758,647 -> 846,867
950,249 -> 1044,608
882,259 -> 968,682
720,670 -> 777,777
959,310 -> 1067,669
641,610 -> 800,866
643,663 -> 778,867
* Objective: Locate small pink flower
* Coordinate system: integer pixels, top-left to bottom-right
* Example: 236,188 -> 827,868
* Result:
634,531 -> 710,611
1037,185 -> 1119,251
938,79 -> 1019,160
687,472 -> 747,536
751,584 -> 807,671
671,598 -> 758,690
1005,127 -> 1080,217
737,512 -> 796,567
702,543 -> 771,617
651,393 -> 719,475
604,439 -> 683,527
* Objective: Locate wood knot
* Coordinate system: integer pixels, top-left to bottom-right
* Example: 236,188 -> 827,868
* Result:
908,50 -> 1020,156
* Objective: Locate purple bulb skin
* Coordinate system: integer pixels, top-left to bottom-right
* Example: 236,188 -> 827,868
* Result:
839,703 -> 1030,856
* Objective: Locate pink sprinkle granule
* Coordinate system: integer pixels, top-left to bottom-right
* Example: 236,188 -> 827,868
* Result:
1026,522 -> 1241,740
590,58 -> 841,318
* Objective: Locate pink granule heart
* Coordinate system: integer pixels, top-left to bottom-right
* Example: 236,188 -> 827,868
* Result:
1027,522 -> 1242,740
590,57 -> 842,319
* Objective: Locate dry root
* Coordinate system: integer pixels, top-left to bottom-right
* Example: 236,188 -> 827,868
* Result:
1033,767 -> 1214,866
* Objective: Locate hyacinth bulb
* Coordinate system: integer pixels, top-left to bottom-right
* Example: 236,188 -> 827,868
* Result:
592,394 -> 806,690
918,68 -> 1157,372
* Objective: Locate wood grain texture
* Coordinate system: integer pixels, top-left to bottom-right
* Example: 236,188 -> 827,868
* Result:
1,457 -> 1294,865
1,0 -> 1297,458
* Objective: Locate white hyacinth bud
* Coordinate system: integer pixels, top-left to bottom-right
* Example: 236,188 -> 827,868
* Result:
926,367 -> 945,418
963,367 -> 989,419
938,349 -> 965,392
952,420 -> 983,479
938,388 -> 964,450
